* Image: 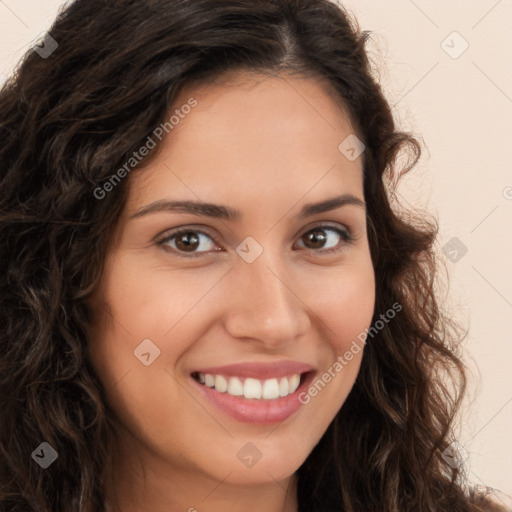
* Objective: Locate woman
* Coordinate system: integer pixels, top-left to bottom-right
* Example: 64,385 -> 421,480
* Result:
0,1 -> 509,511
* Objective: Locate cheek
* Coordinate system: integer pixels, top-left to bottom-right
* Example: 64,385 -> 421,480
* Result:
295,257 -> 375,411
90,253 -> 213,344
85,260 -> 200,454
306,257 -> 376,351
86,254 -> 228,409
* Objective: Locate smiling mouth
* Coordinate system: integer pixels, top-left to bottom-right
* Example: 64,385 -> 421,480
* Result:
191,371 -> 311,400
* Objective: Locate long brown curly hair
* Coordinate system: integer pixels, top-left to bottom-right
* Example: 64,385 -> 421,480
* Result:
0,1 -> 507,511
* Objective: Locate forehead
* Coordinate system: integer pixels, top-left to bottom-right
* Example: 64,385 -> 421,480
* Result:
126,71 -> 364,214
174,69 -> 356,139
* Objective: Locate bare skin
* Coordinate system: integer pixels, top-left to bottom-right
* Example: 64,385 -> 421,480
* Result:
87,70 -> 376,512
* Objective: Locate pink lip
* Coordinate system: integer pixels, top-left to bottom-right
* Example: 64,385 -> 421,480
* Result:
191,360 -> 315,379
190,370 -> 316,424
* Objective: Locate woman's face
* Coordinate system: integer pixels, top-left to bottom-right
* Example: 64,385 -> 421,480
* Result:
88,71 -> 375,498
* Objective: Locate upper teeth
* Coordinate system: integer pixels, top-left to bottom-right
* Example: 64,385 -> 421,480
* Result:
196,372 -> 301,400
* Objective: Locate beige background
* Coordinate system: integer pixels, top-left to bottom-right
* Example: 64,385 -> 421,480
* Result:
1,0 -> 510,497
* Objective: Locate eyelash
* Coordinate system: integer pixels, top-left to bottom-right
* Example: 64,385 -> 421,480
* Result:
155,224 -> 355,259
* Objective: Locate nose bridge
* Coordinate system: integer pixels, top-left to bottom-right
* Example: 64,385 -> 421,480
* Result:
223,242 -> 309,345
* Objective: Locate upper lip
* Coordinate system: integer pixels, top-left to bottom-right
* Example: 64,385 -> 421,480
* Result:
192,360 -> 315,380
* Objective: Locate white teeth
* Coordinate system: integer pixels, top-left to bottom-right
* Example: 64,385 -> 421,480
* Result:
278,377 -> 289,397
244,378 -> 261,399
288,374 -> 300,394
195,372 -> 303,400
215,375 -> 228,393
227,377 -> 244,396
262,378 -> 279,399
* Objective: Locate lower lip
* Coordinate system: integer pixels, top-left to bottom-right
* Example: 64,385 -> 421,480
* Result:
190,372 -> 315,425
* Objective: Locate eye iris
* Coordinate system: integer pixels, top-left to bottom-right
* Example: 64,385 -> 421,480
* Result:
305,229 -> 327,249
175,232 -> 200,251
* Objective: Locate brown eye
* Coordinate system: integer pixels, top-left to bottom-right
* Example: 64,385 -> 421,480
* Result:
157,224 -> 354,259
303,228 -> 328,249
296,226 -> 353,254
157,229 -> 220,257
175,231 -> 200,252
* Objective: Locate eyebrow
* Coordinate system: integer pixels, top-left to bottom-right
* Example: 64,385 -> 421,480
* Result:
129,193 -> 365,221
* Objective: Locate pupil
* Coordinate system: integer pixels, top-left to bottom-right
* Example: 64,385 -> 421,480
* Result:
307,229 -> 326,248
177,232 -> 199,251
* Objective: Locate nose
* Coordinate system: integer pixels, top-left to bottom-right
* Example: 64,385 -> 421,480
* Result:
222,250 -> 311,349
